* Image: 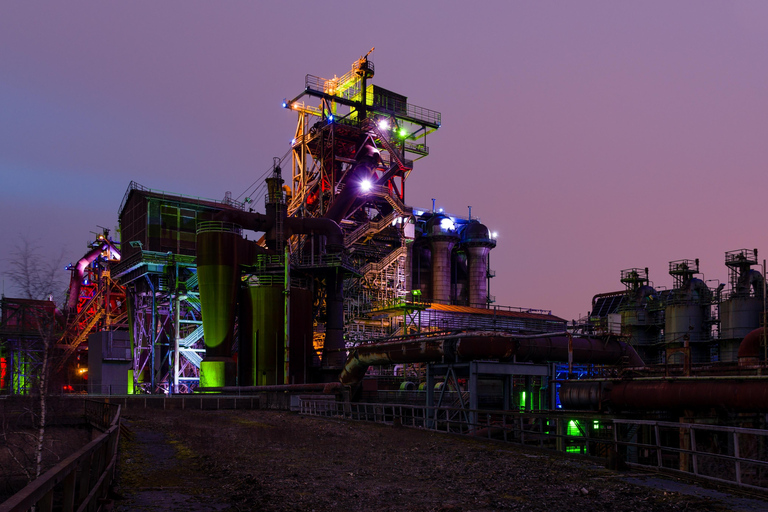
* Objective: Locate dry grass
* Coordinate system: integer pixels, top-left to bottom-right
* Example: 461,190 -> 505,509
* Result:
114,408 -> 734,512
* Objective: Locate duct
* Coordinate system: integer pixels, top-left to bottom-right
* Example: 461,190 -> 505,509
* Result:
213,209 -> 272,236
65,239 -> 120,312
214,207 -> 342,254
748,270 -> 764,300
686,277 -> 711,302
738,327 -> 764,366
340,338 -> 447,385
632,285 -> 656,305
285,217 -> 343,252
323,142 -> 380,223
339,332 -> 645,386
561,379 -> 768,411
515,336 -> 644,367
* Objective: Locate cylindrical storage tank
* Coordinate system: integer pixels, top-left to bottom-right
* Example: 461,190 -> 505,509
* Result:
244,284 -> 314,385
721,297 -> 762,340
247,284 -> 285,386
665,303 -> 710,363
621,311 -> 659,346
461,221 -> 496,308
425,214 -> 459,304
197,222 -> 241,388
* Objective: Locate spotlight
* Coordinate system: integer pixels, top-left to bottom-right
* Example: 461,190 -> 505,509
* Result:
360,179 -> 372,192
377,119 -> 390,131
492,232 -> 498,239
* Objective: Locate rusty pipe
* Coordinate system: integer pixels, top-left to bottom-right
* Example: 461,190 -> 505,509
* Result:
339,333 -> 645,386
340,338 -> 446,385
561,378 -> 768,411
516,336 -> 644,366
610,379 -> 768,410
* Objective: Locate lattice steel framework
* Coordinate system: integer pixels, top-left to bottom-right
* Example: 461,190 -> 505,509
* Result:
283,51 -> 439,342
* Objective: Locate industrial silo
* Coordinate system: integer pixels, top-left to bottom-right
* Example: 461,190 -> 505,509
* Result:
424,213 -> 460,304
196,221 -> 241,388
460,221 -> 496,308
664,259 -> 713,364
720,249 -> 764,362
244,279 -> 315,386
618,268 -> 662,363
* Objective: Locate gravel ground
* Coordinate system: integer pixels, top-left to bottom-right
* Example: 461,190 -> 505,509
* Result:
113,408 -> 760,512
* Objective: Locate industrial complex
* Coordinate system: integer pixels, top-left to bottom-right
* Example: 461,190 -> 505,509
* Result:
3,52 -> 768,490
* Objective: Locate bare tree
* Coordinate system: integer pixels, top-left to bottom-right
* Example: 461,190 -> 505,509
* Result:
2,237 -> 68,480
6,237 -> 67,304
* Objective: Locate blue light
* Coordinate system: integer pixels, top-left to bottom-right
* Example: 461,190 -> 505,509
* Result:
328,115 -> 334,122
282,101 -> 287,108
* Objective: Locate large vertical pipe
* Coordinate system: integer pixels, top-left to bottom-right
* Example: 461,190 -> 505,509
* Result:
324,269 -> 345,367
284,246 -> 291,384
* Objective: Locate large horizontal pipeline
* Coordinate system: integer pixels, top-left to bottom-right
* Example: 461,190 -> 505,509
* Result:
560,379 -> 768,411
340,332 -> 644,386
213,209 -> 344,250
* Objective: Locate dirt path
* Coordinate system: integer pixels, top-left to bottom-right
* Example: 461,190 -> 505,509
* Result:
113,417 -> 227,511
111,409 -> 765,512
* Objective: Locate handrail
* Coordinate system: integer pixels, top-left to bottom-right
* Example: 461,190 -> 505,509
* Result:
359,246 -> 407,276
344,210 -> 399,246
300,399 -> 768,493
0,400 -> 121,512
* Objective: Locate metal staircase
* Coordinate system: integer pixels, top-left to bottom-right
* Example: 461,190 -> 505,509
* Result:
344,210 -> 400,246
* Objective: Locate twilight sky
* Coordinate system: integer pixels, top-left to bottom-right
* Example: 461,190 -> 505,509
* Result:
1,1 -> 767,321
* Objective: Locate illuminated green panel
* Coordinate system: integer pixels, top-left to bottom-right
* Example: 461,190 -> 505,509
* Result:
200,360 -> 226,388
566,420 -> 586,454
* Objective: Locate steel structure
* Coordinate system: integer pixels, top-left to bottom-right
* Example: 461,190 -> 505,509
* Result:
114,183 -> 245,393
284,50 -> 441,342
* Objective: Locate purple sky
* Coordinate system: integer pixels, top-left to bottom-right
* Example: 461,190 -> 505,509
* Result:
2,2 -> 767,320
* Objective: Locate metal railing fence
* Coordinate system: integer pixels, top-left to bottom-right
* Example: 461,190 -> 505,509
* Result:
0,400 -> 122,512
299,399 -> 768,493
